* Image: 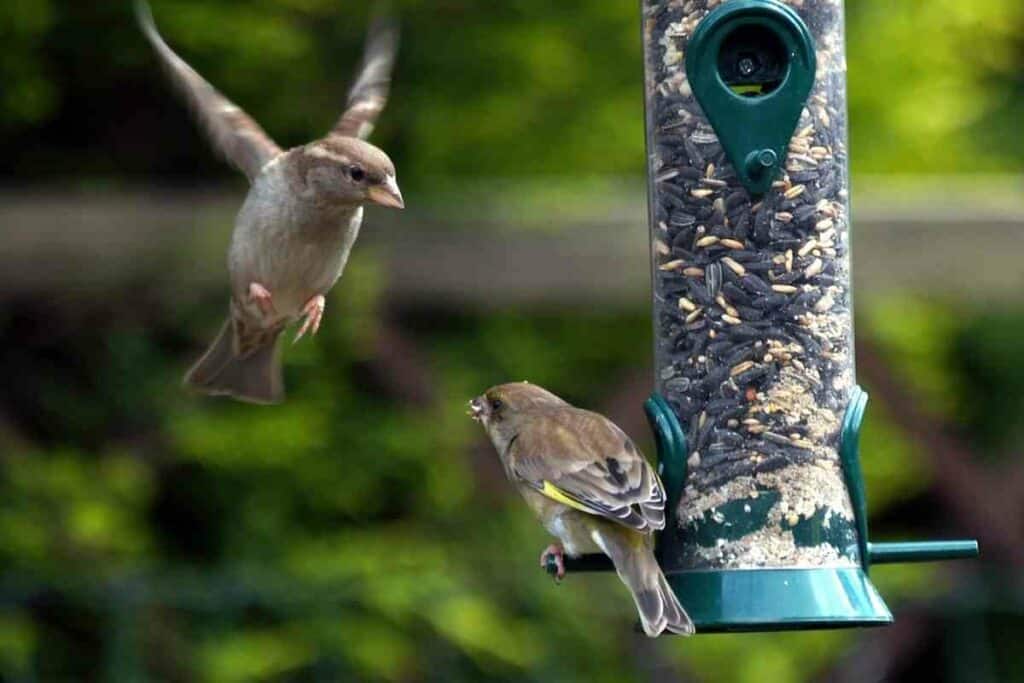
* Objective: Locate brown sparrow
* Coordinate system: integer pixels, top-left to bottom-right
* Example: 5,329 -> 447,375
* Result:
137,1 -> 404,404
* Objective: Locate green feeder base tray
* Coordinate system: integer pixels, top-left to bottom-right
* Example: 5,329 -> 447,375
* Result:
663,566 -> 892,633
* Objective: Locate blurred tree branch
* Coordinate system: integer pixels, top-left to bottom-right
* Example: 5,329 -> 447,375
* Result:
857,335 -> 1024,567
819,608 -> 933,683
358,314 -> 436,408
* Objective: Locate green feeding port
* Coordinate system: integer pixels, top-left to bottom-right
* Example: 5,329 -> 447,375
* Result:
717,23 -> 788,97
683,0 -> 816,196
549,0 -> 979,634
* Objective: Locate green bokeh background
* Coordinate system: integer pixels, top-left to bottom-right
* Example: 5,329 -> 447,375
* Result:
0,1 -> 1021,681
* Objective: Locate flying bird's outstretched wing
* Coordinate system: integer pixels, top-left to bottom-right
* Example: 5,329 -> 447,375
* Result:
330,12 -> 398,140
135,0 -> 282,180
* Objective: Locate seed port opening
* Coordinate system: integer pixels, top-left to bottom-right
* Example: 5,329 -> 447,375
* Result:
717,23 -> 788,97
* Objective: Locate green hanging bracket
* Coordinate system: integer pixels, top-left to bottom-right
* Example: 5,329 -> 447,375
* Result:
838,385 -> 979,573
684,0 -> 817,195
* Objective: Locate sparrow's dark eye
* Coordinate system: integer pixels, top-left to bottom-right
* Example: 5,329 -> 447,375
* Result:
349,166 -> 366,182
490,398 -> 503,411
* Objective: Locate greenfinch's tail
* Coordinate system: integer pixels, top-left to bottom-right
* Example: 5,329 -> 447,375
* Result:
184,317 -> 284,405
595,526 -> 695,637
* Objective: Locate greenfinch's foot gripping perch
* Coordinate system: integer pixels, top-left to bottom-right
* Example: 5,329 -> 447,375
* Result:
540,543 -> 566,582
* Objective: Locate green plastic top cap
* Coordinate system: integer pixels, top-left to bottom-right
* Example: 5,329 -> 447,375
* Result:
684,0 -> 816,196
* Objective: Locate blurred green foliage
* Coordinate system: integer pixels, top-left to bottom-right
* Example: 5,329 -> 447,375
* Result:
0,1 -> 57,126
0,0 -> 1022,184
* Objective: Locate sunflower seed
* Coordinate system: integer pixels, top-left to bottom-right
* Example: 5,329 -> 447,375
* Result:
721,256 -> 746,276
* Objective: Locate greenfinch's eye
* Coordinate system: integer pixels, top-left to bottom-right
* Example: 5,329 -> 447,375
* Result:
349,166 -> 365,182
490,398 -> 503,411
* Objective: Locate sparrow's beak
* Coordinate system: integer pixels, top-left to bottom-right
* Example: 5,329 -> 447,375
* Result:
367,175 -> 404,209
468,397 -> 486,421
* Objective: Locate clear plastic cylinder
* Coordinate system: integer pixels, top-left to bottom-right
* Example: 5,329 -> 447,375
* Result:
643,0 -> 858,570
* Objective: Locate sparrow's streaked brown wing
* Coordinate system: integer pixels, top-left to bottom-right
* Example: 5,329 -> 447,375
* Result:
329,12 -> 397,140
509,409 -> 667,532
136,1 -> 282,181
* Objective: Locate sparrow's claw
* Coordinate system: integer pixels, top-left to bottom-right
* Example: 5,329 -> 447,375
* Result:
293,295 -> 326,343
247,282 -> 275,316
540,543 -> 566,582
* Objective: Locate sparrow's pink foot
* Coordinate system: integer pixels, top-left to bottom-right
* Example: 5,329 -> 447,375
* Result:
247,282 -> 275,316
294,294 -> 325,343
540,543 -> 566,582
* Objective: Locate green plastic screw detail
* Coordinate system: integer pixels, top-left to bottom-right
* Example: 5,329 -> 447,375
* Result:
685,0 -> 816,195
838,385 -> 979,572
745,149 -> 778,180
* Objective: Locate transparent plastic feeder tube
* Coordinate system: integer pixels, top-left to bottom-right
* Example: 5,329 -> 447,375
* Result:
643,0 -> 859,571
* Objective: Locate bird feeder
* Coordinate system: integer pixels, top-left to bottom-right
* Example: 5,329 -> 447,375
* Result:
548,0 -> 977,633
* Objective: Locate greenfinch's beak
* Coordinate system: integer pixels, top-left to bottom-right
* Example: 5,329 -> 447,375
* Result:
367,175 -> 404,209
468,397 -> 486,421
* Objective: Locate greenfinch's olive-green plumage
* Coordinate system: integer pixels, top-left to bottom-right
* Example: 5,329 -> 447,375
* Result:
470,382 -> 694,637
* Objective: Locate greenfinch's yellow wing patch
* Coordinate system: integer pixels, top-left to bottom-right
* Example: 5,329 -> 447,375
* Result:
539,480 -> 594,513
507,408 -> 667,532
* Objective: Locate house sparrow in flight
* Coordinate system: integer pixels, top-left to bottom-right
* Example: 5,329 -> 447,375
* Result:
470,382 -> 694,637
136,1 -> 404,404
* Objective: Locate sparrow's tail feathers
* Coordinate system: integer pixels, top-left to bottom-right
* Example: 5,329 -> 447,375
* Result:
184,318 -> 284,405
597,528 -> 695,637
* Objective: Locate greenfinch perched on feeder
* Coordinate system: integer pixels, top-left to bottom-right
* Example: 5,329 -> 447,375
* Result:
469,382 -> 694,637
